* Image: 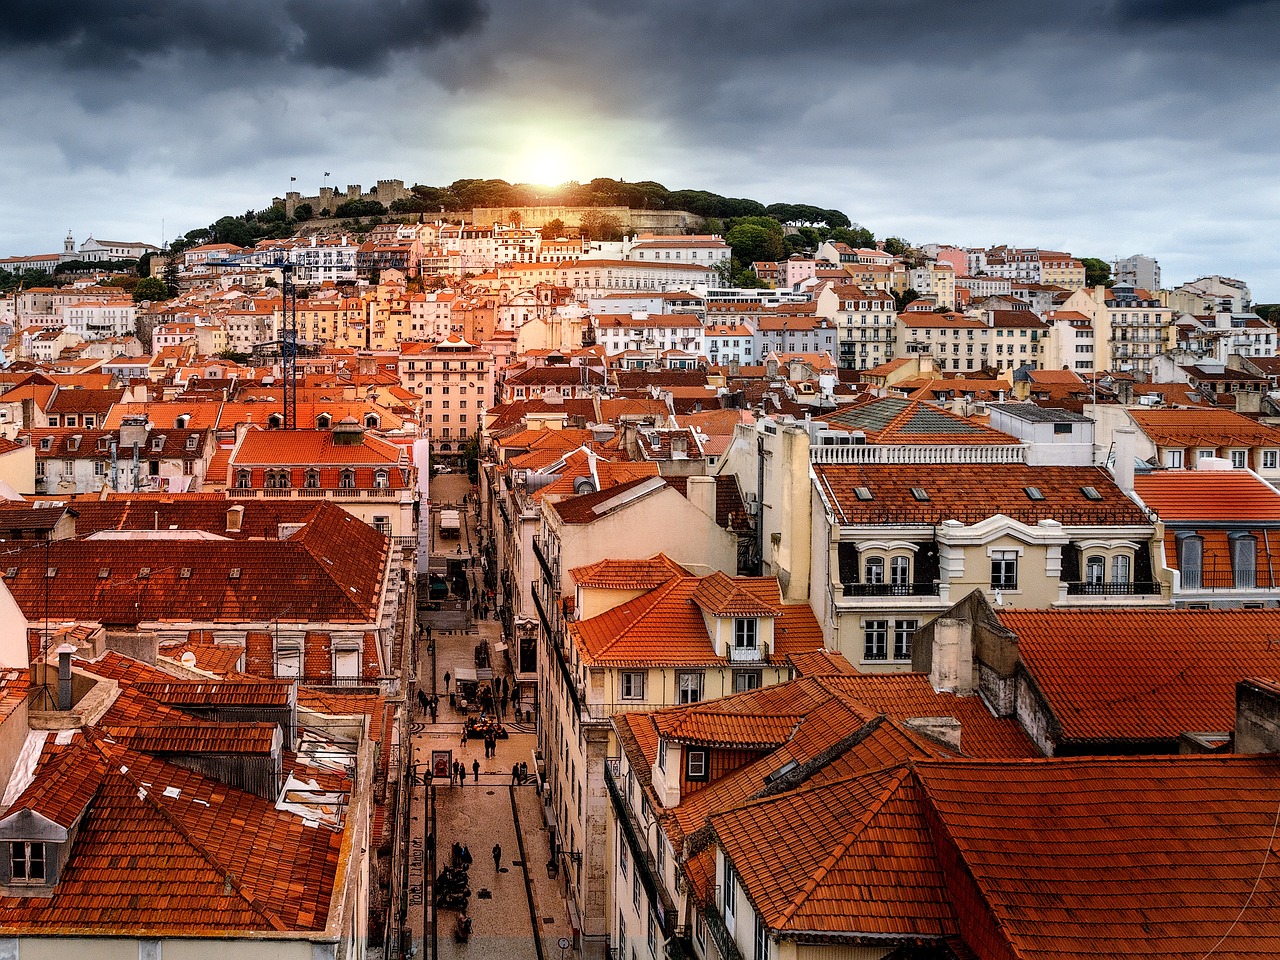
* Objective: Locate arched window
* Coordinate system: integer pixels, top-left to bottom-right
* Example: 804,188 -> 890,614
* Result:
266,469 -> 291,489
235,469 -> 252,489
304,469 -> 321,489
339,469 -> 356,489
373,469 -> 389,489
364,414 -> 379,429
1085,556 -> 1105,589
316,413 -> 332,429
268,413 -> 284,429
864,557 -> 884,585
889,556 -> 910,593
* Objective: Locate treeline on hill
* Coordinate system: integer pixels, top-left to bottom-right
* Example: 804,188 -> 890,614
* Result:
0,257 -> 152,295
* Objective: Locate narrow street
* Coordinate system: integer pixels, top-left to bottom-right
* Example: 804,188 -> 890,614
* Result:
406,473 -> 575,960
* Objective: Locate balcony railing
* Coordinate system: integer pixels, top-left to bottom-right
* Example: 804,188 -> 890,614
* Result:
842,582 -> 939,597
228,486 -> 406,500
810,444 -> 1026,465
1180,571 -> 1266,591
604,759 -> 678,937
702,895 -> 746,960
532,538 -> 556,585
1065,580 -> 1162,596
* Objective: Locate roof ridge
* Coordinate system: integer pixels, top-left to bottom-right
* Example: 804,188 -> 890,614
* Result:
773,765 -> 914,928
86,732 -> 290,931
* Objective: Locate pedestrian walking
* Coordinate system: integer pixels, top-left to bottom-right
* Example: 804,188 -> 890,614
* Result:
461,726 -> 468,747
511,763 -> 520,785
444,671 -> 451,693
430,701 -> 438,723
492,843 -> 502,872
453,760 -> 461,786
472,758 -> 480,782
520,760 -> 528,782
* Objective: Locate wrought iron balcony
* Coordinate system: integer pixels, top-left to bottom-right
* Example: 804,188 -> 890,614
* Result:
1065,580 -> 1162,596
842,581 -> 940,597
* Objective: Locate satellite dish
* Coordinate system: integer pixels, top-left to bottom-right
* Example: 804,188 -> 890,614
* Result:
180,651 -> 198,668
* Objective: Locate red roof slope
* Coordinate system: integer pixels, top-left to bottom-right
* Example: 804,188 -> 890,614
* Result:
999,608 -> 1280,744
1133,470 -> 1280,523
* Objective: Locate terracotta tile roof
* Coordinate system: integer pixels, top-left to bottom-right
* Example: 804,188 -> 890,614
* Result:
691,571 -> 783,617
711,767 -> 958,937
116,721 -> 279,755
1133,469 -> 1280,523
785,650 -> 859,677
571,574 -> 819,668
815,462 -> 1148,526
812,674 -> 1039,759
3,502 -> 387,627
233,426 -> 404,466
1131,408 -> 1280,449
0,733 -> 344,934
569,553 -> 690,590
549,475 -> 666,524
998,608 -> 1280,745
915,754 -> 1280,958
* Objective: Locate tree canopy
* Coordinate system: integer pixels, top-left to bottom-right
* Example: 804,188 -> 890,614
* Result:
1080,257 -> 1113,288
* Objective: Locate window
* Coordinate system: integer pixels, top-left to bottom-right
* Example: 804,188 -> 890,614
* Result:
754,914 -> 769,960
864,556 -> 885,585
733,670 -> 761,693
621,671 -> 645,700
890,556 -> 910,592
648,911 -> 657,957
1231,450 -> 1248,469
633,870 -> 641,913
339,469 -> 356,489
373,469 -> 389,488
686,749 -> 708,781
235,469 -> 252,488
619,831 -> 629,878
678,671 -> 703,704
10,842 -> 45,884
863,620 -> 888,661
1165,450 -> 1183,469
1086,555 -> 1105,587
1198,449 -> 1215,461
619,912 -> 628,958
893,619 -> 918,661
724,865 -> 737,928
1178,534 -> 1204,589
1232,533 -> 1258,589
265,469 -> 290,489
1264,450 -> 1278,471
1111,554 -> 1131,585
991,551 -> 1018,590
734,618 -> 757,649
657,739 -> 667,771
305,469 -> 321,488
275,644 -> 301,679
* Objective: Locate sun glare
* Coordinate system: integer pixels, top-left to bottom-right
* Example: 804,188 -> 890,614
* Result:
514,143 -> 581,188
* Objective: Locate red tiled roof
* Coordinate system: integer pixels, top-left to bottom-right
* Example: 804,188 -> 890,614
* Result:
1133,469 -> 1280,523
815,463 -> 1148,525
569,554 -> 690,590
1131,409 -> 1280,448
691,571 -> 783,617
998,608 -> 1280,745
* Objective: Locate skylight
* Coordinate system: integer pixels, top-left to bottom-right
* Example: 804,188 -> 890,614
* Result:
910,487 -> 930,501
1024,486 -> 1045,501
854,486 -> 874,501
1081,486 -> 1103,500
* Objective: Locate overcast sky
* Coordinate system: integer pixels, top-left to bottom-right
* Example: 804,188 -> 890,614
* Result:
3,0 -> 1278,299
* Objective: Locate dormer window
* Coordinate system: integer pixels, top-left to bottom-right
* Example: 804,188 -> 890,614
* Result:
150,436 -> 164,452
235,469 -> 252,489
304,469 -> 321,489
185,436 -> 198,450
733,618 -> 757,651
39,438 -> 51,452
373,469 -> 389,489
364,414 -> 379,429
316,413 -> 332,429
9,842 -> 45,885
339,469 -> 356,489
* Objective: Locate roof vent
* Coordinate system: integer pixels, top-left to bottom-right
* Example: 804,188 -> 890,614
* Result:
98,567 -> 110,579
179,568 -> 192,579
229,567 -> 241,579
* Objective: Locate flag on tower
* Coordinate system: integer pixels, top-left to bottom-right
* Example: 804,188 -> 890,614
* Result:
324,171 -> 331,177
290,176 -> 296,182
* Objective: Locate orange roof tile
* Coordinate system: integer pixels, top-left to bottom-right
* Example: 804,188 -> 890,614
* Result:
999,608 -> 1280,745
1133,469 -> 1280,523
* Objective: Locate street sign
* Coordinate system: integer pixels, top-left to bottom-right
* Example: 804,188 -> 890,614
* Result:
558,937 -> 570,951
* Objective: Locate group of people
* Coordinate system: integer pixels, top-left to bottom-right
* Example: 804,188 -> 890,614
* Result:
445,758 -> 482,785
416,688 -> 439,722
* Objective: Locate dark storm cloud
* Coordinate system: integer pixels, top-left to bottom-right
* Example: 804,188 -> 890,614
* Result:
0,0 -> 489,73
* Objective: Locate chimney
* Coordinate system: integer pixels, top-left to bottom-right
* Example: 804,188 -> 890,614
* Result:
686,475 -> 717,521
57,643 -> 75,711
928,617 -> 975,695
903,716 -> 962,752
1113,427 -> 1136,492
226,504 -> 244,534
